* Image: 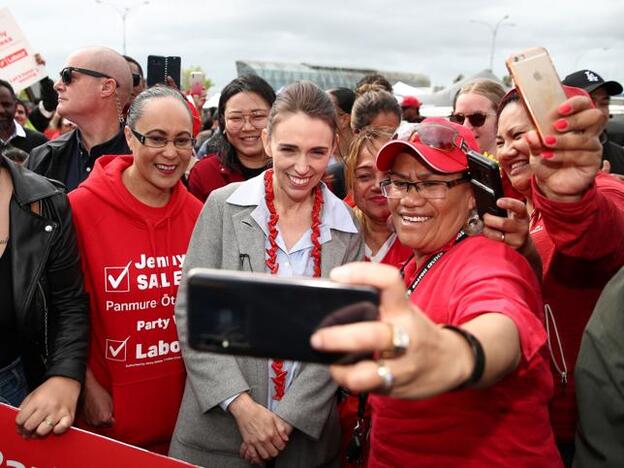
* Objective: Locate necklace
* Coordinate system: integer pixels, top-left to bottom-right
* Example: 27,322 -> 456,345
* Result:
264,169 -> 323,400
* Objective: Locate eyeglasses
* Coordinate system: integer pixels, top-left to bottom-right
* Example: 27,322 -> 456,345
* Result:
132,73 -> 142,87
448,112 -> 492,128
59,67 -> 118,87
380,175 -> 469,200
130,128 -> 195,149
225,112 -> 269,131
395,122 -> 470,153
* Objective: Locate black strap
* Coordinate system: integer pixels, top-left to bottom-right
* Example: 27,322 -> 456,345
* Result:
402,230 -> 468,296
442,324 -> 486,389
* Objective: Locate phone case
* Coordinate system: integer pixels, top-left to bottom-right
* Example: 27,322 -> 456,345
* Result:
187,268 -> 379,364
505,47 -> 567,143
146,55 -> 182,89
467,151 -> 506,218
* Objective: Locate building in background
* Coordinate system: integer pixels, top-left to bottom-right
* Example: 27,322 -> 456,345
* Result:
236,60 -> 430,91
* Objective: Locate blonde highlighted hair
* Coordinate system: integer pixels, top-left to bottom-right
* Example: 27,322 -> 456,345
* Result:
344,127 -> 393,226
453,79 -> 506,112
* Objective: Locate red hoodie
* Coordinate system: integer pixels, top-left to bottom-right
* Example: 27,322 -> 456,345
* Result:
69,155 -> 202,453
530,173 -> 624,442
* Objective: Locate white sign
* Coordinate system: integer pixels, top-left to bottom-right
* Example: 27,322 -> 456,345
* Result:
0,8 -> 46,92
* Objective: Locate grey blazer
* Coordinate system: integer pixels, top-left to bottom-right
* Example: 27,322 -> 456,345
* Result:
169,181 -> 364,468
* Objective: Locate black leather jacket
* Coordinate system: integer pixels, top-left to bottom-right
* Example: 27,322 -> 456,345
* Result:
4,156 -> 89,390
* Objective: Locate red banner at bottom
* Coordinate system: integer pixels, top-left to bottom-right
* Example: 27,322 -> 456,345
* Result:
0,403 -> 196,468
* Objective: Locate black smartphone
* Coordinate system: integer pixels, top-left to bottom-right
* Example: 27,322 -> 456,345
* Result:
187,268 -> 380,364
467,150 -> 506,218
146,55 -> 181,89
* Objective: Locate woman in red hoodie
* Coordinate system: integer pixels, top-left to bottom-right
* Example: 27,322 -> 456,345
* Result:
68,86 -> 202,453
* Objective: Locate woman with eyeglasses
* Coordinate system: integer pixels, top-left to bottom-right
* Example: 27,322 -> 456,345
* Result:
493,86 -> 624,466
188,74 -> 276,203
345,127 -> 411,265
311,118 -> 562,466
170,81 -> 363,467
451,79 -> 506,157
68,86 -> 202,453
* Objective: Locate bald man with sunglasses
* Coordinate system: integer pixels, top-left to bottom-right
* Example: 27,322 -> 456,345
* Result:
27,47 -> 133,191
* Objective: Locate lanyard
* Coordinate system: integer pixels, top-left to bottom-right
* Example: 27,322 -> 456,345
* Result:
401,230 -> 468,297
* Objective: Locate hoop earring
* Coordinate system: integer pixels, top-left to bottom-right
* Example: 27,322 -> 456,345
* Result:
463,209 -> 483,236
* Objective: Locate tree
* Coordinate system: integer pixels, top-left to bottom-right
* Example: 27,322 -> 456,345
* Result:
181,66 -> 213,92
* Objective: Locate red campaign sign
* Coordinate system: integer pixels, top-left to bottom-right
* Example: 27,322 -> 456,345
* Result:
0,403 -> 197,468
0,47 -> 26,68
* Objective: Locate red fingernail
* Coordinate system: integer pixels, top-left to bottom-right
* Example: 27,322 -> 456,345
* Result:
544,135 -> 557,145
554,119 -> 568,131
541,151 -> 554,159
558,103 -> 572,115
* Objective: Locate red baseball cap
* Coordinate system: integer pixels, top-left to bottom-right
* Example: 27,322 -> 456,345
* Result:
376,117 -> 479,174
401,95 -> 421,108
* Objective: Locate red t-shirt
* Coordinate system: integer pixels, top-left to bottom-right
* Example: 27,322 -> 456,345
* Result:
69,156 -> 202,453
368,235 -> 562,467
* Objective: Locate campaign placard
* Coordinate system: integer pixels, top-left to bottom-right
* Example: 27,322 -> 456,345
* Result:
0,403 -> 196,468
0,8 -> 46,92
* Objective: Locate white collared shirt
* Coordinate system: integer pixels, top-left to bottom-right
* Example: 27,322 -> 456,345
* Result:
222,171 -> 357,410
0,120 -> 25,146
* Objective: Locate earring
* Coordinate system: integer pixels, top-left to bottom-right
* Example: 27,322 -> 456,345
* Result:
463,209 -> 483,236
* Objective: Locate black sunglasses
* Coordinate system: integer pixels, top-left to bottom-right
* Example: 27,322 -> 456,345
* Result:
59,67 -> 117,86
132,73 -> 142,87
449,112 -> 492,128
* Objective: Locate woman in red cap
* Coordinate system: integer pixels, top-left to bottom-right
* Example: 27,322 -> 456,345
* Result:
312,117 -> 562,467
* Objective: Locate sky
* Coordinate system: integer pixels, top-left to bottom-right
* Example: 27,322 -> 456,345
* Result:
4,0 -> 624,94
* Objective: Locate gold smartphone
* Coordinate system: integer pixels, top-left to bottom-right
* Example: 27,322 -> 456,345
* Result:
506,47 -> 567,144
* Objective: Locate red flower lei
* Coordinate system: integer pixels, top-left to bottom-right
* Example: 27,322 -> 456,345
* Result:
264,169 -> 323,400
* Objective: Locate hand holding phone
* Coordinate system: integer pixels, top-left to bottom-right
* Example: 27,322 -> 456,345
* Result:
467,150 -> 506,219
147,55 -> 182,89
187,269 -> 380,364
506,47 -> 567,145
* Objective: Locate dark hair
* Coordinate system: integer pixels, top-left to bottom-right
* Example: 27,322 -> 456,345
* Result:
496,88 -> 520,119
267,81 -> 337,137
355,74 -> 393,96
123,55 -> 144,78
15,98 -> 29,114
0,79 -> 16,100
351,89 -> 401,132
215,74 -> 276,171
126,85 -> 193,129
328,87 -> 356,115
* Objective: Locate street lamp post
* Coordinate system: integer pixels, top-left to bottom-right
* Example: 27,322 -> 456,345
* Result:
95,0 -> 150,55
470,15 -> 515,72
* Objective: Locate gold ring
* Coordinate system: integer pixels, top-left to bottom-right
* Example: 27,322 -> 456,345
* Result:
377,360 -> 394,392
44,417 -> 55,427
381,323 -> 410,358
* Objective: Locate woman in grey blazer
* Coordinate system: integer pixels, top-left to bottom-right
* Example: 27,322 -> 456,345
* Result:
170,81 -> 364,468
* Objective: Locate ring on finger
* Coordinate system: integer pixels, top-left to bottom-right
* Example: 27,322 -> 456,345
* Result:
501,232 -> 505,243
44,417 -> 55,428
381,323 -> 410,358
376,360 -> 395,393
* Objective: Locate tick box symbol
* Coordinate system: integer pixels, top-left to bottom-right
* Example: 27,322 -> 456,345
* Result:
105,261 -> 131,292
106,337 -> 130,362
